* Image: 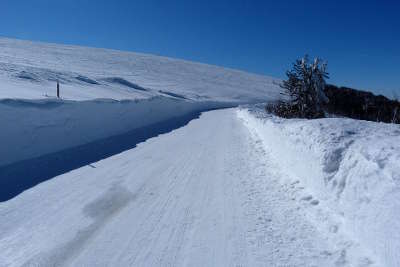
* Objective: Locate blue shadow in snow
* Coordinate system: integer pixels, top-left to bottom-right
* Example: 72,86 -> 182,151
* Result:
0,111 -> 206,202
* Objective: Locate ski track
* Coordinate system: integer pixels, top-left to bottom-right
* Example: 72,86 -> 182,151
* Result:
0,109 -> 372,266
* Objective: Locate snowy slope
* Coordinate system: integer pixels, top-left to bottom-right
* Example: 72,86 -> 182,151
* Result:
0,37 -> 281,173
0,109 -> 375,266
0,37 -> 280,102
239,106 -> 400,267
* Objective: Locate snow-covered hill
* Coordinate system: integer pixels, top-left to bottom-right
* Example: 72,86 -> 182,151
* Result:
0,37 -> 281,172
0,37 -> 280,102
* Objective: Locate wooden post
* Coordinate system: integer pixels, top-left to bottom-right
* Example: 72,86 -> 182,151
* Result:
57,81 -> 60,98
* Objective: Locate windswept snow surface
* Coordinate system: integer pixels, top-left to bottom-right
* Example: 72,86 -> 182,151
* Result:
239,106 -> 400,267
0,109 -> 374,266
0,37 -> 280,102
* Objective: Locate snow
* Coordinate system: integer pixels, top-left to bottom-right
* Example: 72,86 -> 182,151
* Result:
0,37 -> 281,199
1,37 -> 398,266
0,97 -> 230,168
0,109 -> 373,266
238,106 -> 400,267
0,37 -> 281,102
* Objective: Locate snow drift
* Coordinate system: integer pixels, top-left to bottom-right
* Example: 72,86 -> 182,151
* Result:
238,107 -> 400,267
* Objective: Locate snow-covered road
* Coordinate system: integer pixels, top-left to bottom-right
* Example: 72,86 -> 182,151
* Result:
0,109 -> 368,266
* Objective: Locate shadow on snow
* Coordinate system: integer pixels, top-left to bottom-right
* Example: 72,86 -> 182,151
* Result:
0,111 -> 204,202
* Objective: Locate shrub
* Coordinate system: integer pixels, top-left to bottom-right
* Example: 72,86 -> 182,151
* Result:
269,55 -> 329,119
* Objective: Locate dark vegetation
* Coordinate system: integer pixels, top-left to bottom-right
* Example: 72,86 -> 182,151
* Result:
324,85 -> 400,124
267,55 -> 400,124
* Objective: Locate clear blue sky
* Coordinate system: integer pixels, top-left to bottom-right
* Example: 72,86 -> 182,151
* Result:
1,0 -> 399,96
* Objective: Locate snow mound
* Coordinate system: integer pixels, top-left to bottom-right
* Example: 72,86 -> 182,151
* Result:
238,107 -> 400,267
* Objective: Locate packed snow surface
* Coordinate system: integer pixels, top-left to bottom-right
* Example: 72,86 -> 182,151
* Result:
0,37 -> 280,102
1,104 -> 399,266
0,109 -> 379,266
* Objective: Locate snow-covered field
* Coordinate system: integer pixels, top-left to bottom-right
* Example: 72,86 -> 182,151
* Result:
1,38 -> 399,266
0,37 -> 280,102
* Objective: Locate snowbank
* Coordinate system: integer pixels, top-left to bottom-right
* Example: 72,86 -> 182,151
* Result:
0,97 -> 231,167
238,107 -> 400,267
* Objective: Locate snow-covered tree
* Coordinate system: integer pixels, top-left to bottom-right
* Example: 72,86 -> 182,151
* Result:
280,55 -> 329,118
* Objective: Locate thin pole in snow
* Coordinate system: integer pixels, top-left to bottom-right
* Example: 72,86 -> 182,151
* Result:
57,81 -> 60,98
